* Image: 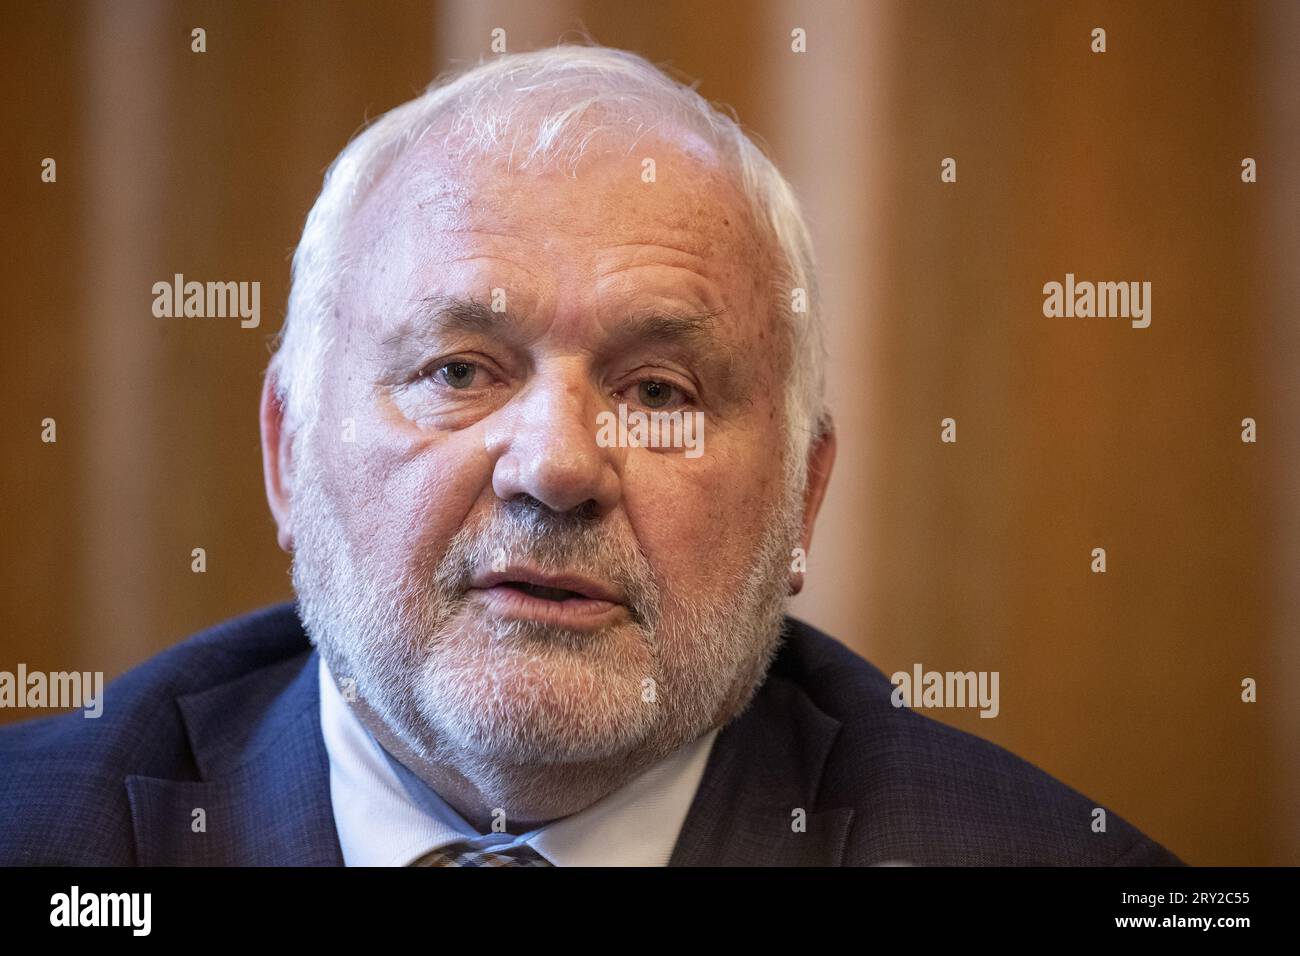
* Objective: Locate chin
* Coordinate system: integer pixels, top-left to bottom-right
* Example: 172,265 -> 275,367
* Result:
411,618 -> 663,765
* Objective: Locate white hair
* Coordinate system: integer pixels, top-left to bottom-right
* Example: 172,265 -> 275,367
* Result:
271,43 -> 827,490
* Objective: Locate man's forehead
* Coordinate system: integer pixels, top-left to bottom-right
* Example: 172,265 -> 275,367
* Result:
333,130 -> 778,363
343,131 -> 766,264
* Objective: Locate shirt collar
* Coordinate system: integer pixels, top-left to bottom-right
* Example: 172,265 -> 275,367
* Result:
319,656 -> 717,866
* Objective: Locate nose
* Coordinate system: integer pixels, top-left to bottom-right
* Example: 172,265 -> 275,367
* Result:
489,362 -> 621,517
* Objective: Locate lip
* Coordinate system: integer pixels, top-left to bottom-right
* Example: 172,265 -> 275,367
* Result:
470,568 -> 625,604
466,567 -> 628,630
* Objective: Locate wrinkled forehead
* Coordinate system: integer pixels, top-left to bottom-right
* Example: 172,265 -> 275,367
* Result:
335,125 -> 778,321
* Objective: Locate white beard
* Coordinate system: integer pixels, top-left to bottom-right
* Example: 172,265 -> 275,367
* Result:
290,425 -> 804,788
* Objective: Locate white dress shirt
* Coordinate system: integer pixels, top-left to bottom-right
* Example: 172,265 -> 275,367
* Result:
318,656 -> 719,866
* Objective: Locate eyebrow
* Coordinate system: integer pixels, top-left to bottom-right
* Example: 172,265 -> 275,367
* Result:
610,306 -> 727,351
379,295 -> 500,347
379,294 -> 728,353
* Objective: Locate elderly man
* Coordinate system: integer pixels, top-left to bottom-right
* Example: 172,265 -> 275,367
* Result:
0,45 -> 1180,866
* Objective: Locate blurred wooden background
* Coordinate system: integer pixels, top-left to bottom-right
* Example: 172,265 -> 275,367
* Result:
2,0 -> 1295,866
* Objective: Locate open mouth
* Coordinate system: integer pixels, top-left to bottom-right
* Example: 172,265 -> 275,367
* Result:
467,570 -> 626,629
499,581 -> 589,602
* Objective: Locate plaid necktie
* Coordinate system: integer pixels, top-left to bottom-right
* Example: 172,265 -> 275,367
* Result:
408,841 -> 553,867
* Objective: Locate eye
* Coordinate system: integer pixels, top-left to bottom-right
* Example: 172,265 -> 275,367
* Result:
431,361 -> 478,389
636,379 -> 684,409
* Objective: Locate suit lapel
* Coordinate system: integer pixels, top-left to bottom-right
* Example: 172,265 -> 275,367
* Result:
126,649 -> 343,866
669,669 -> 853,866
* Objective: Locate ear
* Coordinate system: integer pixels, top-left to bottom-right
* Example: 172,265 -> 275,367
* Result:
788,414 -> 837,596
260,371 -> 295,553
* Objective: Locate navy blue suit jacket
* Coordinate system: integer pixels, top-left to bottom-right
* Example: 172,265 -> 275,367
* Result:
0,603 -> 1182,865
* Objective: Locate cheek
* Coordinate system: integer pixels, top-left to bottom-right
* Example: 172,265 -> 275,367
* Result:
316,390 -> 494,573
623,438 -> 781,603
